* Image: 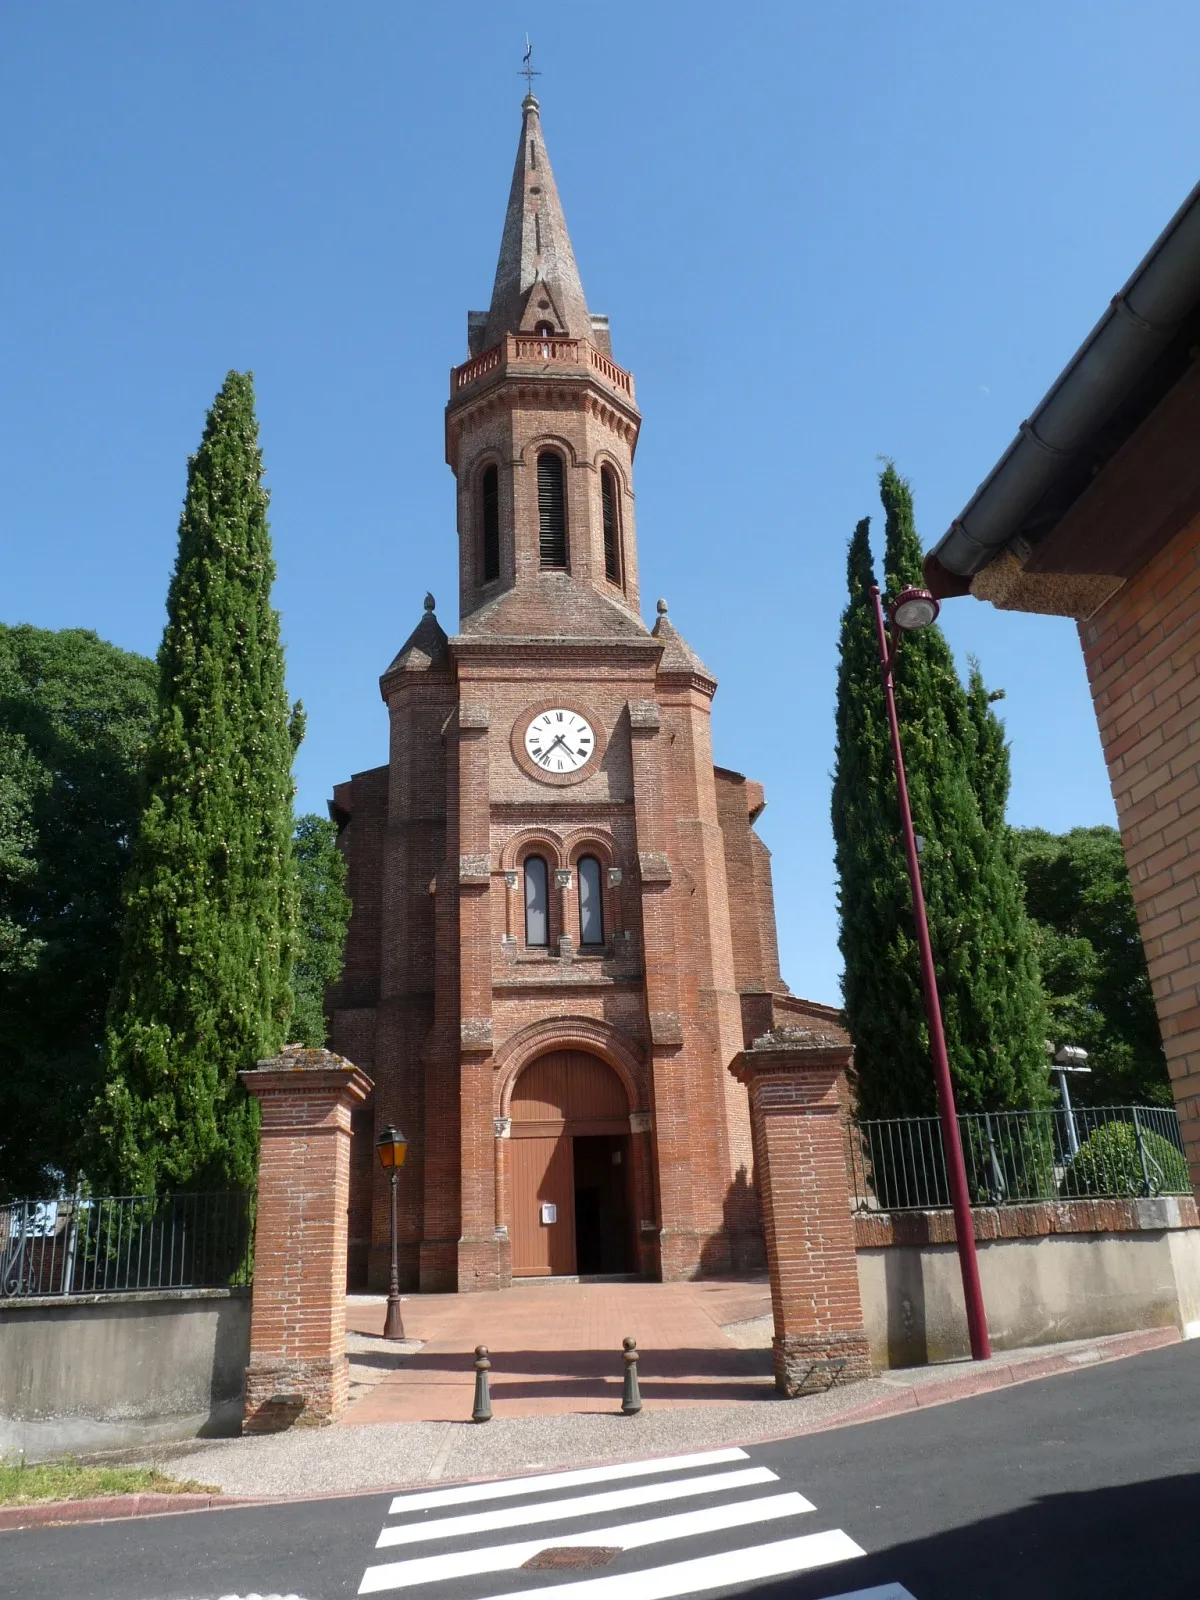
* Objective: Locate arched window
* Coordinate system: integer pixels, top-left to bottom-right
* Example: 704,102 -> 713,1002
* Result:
524,856 -> 549,947
577,856 -> 604,946
533,321 -> 555,338
537,451 -> 568,568
600,467 -> 621,585
480,463 -> 500,583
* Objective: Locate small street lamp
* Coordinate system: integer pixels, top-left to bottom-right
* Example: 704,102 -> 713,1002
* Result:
870,584 -> 992,1362
1052,1044 -> 1091,1159
375,1124 -> 409,1340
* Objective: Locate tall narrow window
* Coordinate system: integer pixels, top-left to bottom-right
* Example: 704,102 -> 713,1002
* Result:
537,451 -> 568,568
481,464 -> 500,583
524,856 -> 549,947
601,467 -> 621,585
578,856 -> 604,946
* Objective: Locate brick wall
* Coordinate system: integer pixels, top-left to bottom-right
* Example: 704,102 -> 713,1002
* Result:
1080,510 -> 1200,1186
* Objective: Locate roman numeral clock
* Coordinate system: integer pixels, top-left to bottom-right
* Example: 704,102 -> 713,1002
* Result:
511,701 -> 606,786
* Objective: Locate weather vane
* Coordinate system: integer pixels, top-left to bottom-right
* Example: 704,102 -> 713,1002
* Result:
520,36 -> 540,96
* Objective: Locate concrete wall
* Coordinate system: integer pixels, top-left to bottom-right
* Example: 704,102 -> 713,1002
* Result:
0,1288 -> 249,1460
859,1227 -> 1200,1367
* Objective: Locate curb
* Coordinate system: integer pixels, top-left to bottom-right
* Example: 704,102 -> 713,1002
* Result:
757,1323 -> 1182,1443
0,1325 -> 1183,1528
0,1491 -> 264,1532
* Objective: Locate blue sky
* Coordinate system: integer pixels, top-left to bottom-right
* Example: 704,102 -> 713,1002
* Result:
4,3 -> 1199,1005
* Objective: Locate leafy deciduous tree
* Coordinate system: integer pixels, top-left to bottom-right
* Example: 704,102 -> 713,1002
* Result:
0,626 -> 155,1198
289,813 -> 351,1049
1014,825 -> 1170,1106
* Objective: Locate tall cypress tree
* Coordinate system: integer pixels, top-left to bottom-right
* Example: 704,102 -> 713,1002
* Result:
833,466 -> 1049,1117
97,372 -> 298,1193
965,657 -> 1009,835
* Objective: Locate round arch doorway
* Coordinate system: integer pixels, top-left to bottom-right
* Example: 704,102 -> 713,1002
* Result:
508,1050 -> 636,1278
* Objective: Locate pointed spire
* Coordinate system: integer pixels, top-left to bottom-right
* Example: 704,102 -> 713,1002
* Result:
483,95 -> 592,348
652,602 -> 716,685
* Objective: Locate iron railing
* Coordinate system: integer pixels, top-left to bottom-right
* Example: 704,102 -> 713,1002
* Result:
0,1191 -> 254,1299
850,1106 -> 1190,1212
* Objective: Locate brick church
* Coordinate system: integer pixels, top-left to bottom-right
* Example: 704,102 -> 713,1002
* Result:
329,92 -> 838,1294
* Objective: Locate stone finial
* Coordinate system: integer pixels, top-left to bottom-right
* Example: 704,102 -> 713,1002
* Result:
656,598 -> 669,615
424,592 -> 436,612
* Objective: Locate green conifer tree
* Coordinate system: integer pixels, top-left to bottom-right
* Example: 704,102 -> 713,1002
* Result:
832,466 -> 1050,1117
97,372 -> 298,1193
965,657 -> 1009,835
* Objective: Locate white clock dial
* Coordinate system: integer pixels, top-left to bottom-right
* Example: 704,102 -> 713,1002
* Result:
524,708 -> 595,774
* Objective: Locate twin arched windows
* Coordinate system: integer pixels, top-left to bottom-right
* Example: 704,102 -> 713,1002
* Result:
522,854 -> 605,949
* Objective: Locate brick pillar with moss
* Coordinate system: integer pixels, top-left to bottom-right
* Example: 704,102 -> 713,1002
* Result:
730,1028 -> 872,1396
240,1046 -> 373,1431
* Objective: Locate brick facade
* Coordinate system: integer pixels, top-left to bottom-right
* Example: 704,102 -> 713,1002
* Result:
328,95 -> 828,1293
730,1030 -> 871,1395
240,1047 -> 372,1429
1081,510 -> 1200,1185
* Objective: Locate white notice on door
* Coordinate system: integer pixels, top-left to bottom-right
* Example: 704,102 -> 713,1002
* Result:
540,1202 -> 557,1225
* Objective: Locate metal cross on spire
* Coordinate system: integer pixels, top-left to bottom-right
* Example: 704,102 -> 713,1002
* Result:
520,36 -> 540,96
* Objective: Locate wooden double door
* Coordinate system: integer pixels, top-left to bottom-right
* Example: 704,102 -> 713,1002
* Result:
508,1051 -> 636,1278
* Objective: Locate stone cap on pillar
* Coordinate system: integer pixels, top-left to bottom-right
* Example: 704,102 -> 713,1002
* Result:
240,1043 -> 374,1105
729,1027 -> 853,1087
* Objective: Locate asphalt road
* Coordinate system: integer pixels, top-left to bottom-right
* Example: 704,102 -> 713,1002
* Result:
4,1339 -> 1198,1600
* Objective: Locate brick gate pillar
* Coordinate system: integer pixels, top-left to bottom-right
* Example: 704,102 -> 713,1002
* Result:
240,1045 -> 374,1431
730,1029 -> 871,1397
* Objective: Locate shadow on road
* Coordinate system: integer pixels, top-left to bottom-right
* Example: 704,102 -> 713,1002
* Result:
750,1470 -> 1199,1600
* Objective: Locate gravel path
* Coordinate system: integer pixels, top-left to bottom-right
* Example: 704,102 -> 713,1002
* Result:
124,1328 -> 1165,1500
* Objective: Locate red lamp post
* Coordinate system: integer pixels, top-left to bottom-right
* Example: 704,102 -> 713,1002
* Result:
375,1124 -> 409,1341
870,584 -> 992,1363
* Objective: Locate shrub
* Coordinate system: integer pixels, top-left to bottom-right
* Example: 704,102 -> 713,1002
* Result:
1062,1121 -> 1191,1199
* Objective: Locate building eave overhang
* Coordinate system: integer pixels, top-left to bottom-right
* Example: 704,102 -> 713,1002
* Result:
925,179 -> 1200,601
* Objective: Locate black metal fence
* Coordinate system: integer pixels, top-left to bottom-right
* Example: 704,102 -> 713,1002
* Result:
850,1106 -> 1190,1212
0,1191 -> 254,1299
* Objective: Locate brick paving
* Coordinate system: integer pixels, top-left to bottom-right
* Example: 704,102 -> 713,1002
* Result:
342,1277 -> 776,1423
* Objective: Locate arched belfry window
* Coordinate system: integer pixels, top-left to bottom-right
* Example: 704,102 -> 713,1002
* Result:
537,451 -> 568,569
578,856 -> 604,946
600,467 -> 621,585
480,464 -> 500,583
524,856 -> 549,947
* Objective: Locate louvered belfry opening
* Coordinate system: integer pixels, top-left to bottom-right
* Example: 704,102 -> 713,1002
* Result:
481,463 -> 500,582
601,467 -> 620,585
537,451 -> 568,568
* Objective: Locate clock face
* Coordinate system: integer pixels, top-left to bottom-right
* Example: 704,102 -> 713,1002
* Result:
523,708 -> 595,774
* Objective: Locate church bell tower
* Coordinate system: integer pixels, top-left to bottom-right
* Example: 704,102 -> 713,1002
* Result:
448,92 -> 644,640
330,91 -> 821,1296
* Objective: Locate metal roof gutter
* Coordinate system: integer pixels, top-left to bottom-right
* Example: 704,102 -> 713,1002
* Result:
926,179 -> 1200,593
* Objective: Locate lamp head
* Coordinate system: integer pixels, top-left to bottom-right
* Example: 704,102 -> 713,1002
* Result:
375,1124 -> 409,1169
890,587 -> 940,631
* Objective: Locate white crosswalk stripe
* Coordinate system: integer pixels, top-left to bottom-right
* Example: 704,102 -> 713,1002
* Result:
385,1446 -> 750,1513
374,1465 -> 778,1548
358,1449 -> 917,1599
359,1490 -> 813,1592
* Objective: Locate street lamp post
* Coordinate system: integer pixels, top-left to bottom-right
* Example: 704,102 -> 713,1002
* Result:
375,1124 -> 409,1341
1052,1044 -> 1091,1158
870,584 -> 992,1362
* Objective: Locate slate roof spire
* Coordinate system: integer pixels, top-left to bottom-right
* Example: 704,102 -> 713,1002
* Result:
482,94 -> 593,348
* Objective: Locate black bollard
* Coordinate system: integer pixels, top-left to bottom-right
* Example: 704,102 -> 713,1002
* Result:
621,1336 -> 642,1415
472,1344 -> 493,1423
